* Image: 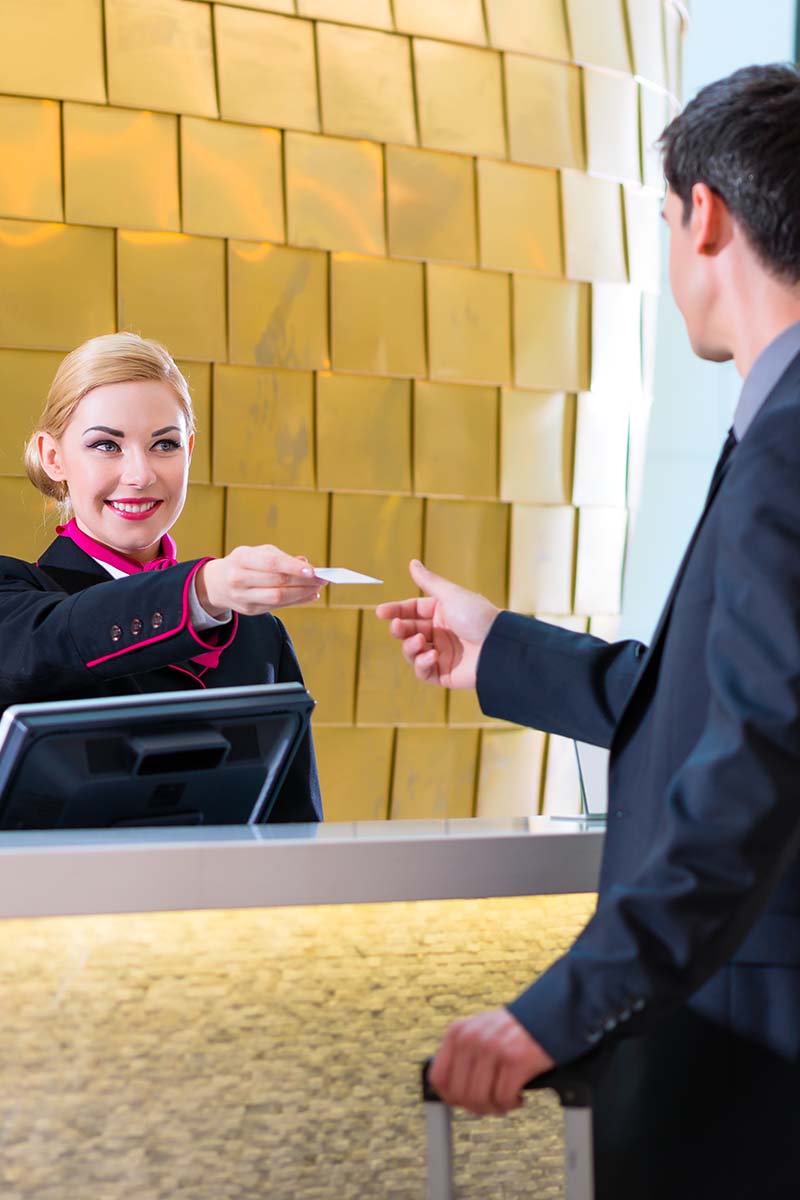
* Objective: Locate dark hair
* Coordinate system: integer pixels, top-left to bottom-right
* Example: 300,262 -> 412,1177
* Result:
660,63 -> 800,283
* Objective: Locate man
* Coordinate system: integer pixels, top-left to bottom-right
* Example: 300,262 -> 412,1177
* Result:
377,65 -> 800,1198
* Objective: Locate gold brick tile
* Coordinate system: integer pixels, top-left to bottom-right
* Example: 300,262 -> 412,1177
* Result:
624,186 -> 661,294
427,264 -> 511,386
641,84 -> 672,191
312,727 -> 394,820
225,487 -> 329,564
394,0 -> 486,44
508,503 -> 575,613
181,117 -> 284,242
176,360 -> 211,484
214,5 -> 319,131
297,0 -> 392,27
278,608 -> 359,724
386,146 -> 477,266
573,506 -> 628,615
317,372 -> 411,494
0,97 -> 62,222
0,0 -> 105,103
0,349 -> 63,478
356,614 -> 446,725
626,0 -> 667,87
448,688 -> 510,728
286,133 -> 385,256
591,282 -> 642,398
64,103 -> 180,232
485,0 -> 570,60
424,498 -> 508,608
218,0 -> 293,10
212,364 -> 314,489
331,254 -> 425,378
0,219 -> 115,351
476,729 -> 546,817
228,241 -> 329,371
390,729 -> 478,818
589,612 -> 621,641
505,55 -> 584,171
499,389 -> 575,504
329,492 -> 422,607
572,392 -> 629,506
541,732 -> 581,815
105,0 -> 217,117
664,2 -> 683,98
317,22 -> 416,146
413,39 -> 505,159
117,230 -> 226,362
584,67 -> 642,185
565,0 -> 631,73
0,476 -> 58,559
477,160 -> 562,277
171,484 -> 225,558
414,381 -> 497,499
562,171 -> 627,283
513,276 -> 590,392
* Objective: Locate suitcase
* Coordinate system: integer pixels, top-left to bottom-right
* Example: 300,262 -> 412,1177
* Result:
421,1058 -> 596,1200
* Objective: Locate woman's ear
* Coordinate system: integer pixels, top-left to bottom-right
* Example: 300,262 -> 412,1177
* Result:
36,432 -> 66,482
186,430 -> 195,463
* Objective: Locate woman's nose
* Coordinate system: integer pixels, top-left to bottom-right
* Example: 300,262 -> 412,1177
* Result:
120,452 -> 157,488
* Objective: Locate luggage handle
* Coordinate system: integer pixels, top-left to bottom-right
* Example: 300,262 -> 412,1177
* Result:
421,1057 -> 593,1107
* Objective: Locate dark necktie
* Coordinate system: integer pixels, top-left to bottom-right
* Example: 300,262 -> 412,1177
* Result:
705,427 -> 738,503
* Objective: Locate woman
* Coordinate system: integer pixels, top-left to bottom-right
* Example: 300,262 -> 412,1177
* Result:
0,333 -> 323,821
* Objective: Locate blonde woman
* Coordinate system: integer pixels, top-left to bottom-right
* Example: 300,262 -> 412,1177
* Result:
0,332 -> 323,821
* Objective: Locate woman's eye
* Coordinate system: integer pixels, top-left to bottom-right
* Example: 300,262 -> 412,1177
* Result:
89,440 -> 120,453
153,438 -> 182,452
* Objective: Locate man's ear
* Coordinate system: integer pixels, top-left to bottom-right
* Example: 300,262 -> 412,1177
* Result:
690,182 -> 733,257
36,432 -> 66,482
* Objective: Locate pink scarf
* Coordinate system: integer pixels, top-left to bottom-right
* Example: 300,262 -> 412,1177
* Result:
57,518 -> 230,672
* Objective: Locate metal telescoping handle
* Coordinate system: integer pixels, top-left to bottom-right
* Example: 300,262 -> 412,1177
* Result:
421,1059 -> 597,1200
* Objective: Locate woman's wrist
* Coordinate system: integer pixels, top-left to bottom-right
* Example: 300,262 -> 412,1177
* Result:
194,559 -> 229,619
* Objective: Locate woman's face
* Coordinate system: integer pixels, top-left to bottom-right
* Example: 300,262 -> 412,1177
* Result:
39,380 -> 194,564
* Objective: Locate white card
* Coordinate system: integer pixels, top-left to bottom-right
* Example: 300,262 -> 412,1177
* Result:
314,567 -> 383,585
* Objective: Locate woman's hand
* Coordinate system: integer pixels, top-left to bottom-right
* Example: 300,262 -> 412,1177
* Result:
376,560 -> 500,690
195,545 -> 325,617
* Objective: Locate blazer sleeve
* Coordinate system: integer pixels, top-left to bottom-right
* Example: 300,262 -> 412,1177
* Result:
505,408 -> 800,1065
265,617 -> 323,823
477,612 -> 646,748
0,558 -> 233,702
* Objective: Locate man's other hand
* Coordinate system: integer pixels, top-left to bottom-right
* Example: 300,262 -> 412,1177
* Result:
375,560 -> 499,690
429,1008 -> 556,1116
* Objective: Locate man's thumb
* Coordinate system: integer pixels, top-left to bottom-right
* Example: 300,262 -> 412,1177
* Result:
409,558 -> 451,597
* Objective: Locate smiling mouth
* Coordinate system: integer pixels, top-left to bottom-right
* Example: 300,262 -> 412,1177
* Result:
106,499 -> 163,516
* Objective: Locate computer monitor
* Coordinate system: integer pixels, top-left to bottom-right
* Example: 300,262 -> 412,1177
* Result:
0,683 -> 315,830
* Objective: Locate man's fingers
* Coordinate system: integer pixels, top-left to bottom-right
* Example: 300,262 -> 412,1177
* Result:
391,617 -> 434,641
376,596 -> 437,621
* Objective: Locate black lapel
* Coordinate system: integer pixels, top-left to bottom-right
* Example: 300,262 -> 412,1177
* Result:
36,536 -> 114,595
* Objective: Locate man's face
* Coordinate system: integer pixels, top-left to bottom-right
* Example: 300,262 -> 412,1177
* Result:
663,186 -> 732,363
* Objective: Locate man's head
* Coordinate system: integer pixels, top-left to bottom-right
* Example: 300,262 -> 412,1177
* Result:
659,64 -> 800,364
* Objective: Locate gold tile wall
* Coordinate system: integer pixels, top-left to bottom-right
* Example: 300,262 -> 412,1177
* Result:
0,0 -> 683,822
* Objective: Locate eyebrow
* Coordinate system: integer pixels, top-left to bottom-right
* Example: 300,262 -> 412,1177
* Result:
83,425 -> 182,438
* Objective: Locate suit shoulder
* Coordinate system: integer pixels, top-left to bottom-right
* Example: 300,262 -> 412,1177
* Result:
0,555 -> 46,586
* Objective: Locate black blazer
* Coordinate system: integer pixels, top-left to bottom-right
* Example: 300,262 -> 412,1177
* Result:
0,536 -> 321,823
478,349 -> 800,1197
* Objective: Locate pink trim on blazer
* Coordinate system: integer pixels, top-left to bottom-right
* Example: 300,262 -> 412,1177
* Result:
85,560 -> 238,669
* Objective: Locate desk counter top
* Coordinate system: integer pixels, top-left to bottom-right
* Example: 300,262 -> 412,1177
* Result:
0,816 -> 604,919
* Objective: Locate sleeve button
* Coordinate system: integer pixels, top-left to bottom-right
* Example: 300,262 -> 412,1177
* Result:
632,998 -> 646,1012
619,1009 -> 631,1022
151,612 -> 163,628
586,1029 -> 602,1045
131,618 -> 143,635
604,1017 -> 618,1032
110,624 -> 122,642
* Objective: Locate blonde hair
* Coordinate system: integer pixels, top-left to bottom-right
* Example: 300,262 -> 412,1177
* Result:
24,333 -> 196,504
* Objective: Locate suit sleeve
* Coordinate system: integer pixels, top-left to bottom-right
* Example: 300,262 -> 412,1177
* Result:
266,617 -> 322,823
0,558 -> 233,702
477,612 -> 646,748
506,410 -> 800,1064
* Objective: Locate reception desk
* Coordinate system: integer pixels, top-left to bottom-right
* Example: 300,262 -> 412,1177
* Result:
0,819 -> 603,1200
